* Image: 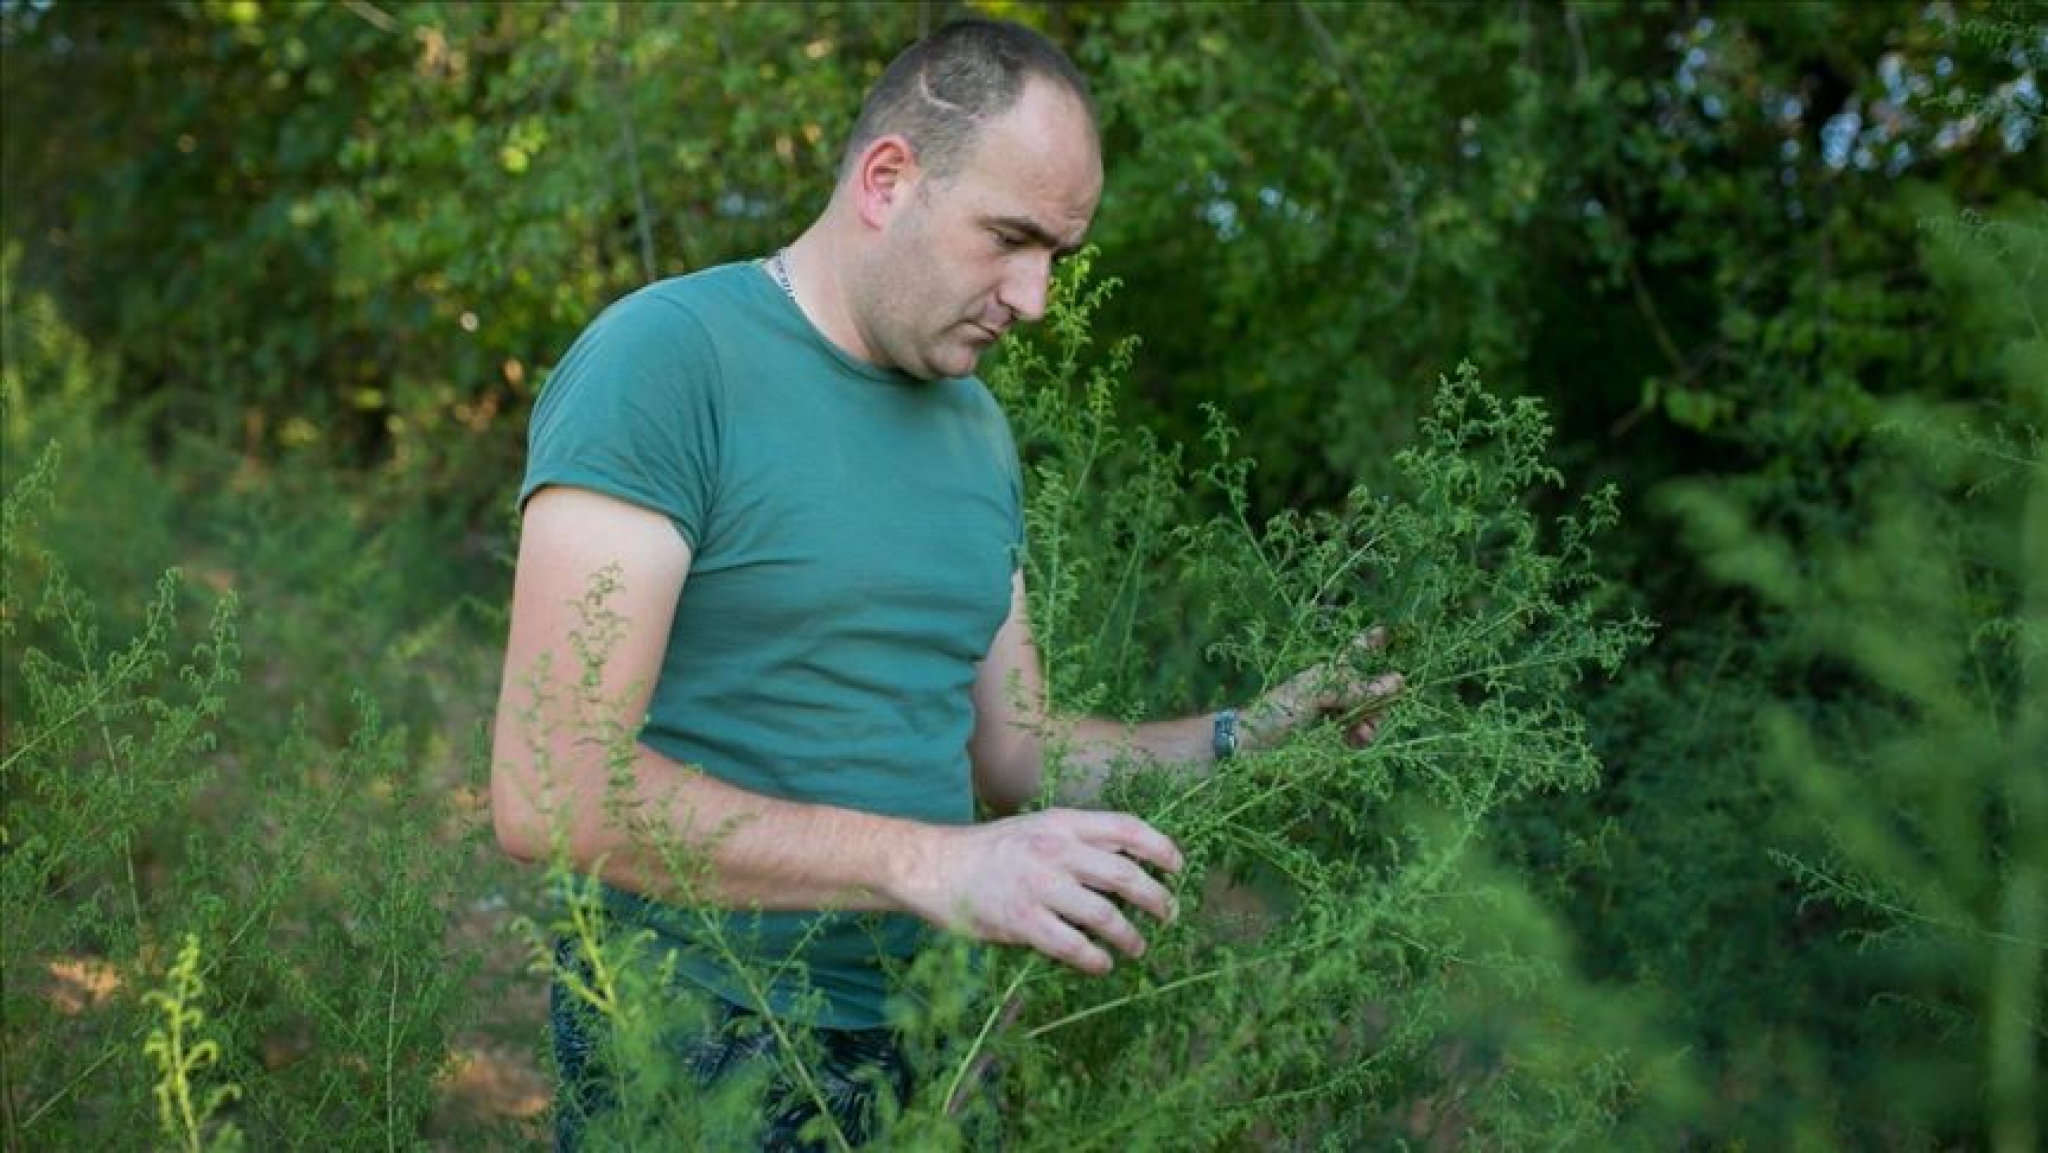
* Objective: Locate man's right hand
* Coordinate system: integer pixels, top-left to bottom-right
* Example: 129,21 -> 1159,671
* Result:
897,809 -> 1183,975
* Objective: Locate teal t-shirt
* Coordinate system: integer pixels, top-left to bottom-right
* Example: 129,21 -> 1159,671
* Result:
520,262 -> 1023,1029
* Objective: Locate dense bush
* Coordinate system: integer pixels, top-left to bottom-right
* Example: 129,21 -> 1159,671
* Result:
497,260 -> 1664,1149
3,265 -> 503,1149
2,244 -> 1681,1148
3,1 -> 2042,1148
1663,205 -> 2044,1150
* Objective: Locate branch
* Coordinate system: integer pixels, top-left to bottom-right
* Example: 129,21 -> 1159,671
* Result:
611,6 -> 659,283
1295,2 -> 1420,318
1560,5 -> 1707,436
341,0 -> 397,34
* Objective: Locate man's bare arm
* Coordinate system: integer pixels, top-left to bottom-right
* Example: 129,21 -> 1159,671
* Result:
490,486 -> 1181,974
969,572 -> 1403,811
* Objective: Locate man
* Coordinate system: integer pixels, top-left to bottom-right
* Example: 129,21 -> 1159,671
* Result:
490,17 -> 1399,1149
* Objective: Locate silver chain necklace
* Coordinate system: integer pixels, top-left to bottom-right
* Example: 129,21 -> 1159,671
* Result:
766,248 -> 797,302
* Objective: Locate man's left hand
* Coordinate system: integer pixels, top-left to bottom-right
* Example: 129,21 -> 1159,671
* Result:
1239,626 -> 1404,753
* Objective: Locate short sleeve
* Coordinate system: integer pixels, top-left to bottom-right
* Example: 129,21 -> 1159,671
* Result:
521,290 -> 723,549
982,388 -> 1028,571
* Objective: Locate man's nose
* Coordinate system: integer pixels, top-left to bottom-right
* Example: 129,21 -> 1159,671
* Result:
997,253 -> 1053,323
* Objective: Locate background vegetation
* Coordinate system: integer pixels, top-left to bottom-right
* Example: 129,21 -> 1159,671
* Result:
2,0 -> 2041,1148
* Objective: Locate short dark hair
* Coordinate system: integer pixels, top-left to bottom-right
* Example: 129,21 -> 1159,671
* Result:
840,17 -> 1096,182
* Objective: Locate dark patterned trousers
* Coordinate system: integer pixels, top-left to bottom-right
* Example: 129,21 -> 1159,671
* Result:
550,939 -> 914,1152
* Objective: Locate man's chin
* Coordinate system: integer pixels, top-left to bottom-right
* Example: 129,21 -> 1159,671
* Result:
927,344 -> 987,380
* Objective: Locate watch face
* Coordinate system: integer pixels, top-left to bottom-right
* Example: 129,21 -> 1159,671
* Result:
1213,709 -> 1239,760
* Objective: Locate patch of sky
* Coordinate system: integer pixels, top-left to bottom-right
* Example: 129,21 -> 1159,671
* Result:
1880,52 -> 1905,95
1821,102 -> 1863,169
1987,73 -> 2040,153
1200,172 -> 1241,241
1676,46 -> 1708,95
715,191 -> 773,220
1252,184 -> 1321,229
1934,114 -> 1977,152
1201,200 -> 1241,239
2000,108 -> 2033,152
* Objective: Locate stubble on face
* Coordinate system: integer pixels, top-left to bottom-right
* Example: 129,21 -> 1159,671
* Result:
863,82 -> 1102,381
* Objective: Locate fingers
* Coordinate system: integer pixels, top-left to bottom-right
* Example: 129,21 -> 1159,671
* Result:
1068,809 -> 1183,875
1346,712 -> 1384,748
1071,846 -> 1177,924
992,811 -> 1179,973
1024,907 -> 1114,975
1050,884 -> 1148,962
1313,669 -> 1403,714
1357,671 -> 1405,708
1263,624 -> 1400,719
1325,624 -> 1403,715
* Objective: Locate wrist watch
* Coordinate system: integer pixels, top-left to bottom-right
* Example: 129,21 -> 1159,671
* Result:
1212,707 -> 1240,762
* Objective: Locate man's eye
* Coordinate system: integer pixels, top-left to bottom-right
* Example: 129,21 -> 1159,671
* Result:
992,231 -> 1025,251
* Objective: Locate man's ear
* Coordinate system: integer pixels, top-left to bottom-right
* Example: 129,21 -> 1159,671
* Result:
851,134 -> 922,230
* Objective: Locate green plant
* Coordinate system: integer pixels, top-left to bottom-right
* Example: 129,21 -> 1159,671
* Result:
1662,202 -> 2045,1150
3,272 -> 487,1149
142,934 -> 246,1153
951,257 -> 1663,1147
491,255 -> 1670,1148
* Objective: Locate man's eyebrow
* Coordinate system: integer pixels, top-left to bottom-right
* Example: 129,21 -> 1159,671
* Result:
986,215 -> 1081,257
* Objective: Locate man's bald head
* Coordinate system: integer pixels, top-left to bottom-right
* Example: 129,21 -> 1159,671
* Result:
839,17 -> 1098,184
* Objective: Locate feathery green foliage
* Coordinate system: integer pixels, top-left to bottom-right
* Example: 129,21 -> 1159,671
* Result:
3,267 -> 485,1149
486,258 -> 1662,1148
142,934 -> 245,1153
1664,203 -> 2045,1151
3,2 -> 2041,1146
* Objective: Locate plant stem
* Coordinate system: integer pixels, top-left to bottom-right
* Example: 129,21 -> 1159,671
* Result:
0,643 -> 153,776
385,942 -> 400,1153
943,960 -> 1034,1113
1023,939 -> 1319,1042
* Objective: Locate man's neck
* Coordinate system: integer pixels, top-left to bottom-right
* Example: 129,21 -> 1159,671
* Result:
779,227 -> 884,368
